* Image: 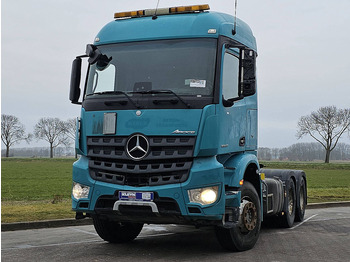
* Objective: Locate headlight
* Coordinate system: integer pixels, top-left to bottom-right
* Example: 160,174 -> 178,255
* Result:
72,182 -> 90,200
188,186 -> 219,205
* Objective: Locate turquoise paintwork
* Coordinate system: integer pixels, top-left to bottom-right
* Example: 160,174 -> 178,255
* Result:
83,108 -> 202,136
73,10 -> 260,224
219,153 -> 259,187
194,105 -> 219,156
94,11 -> 256,52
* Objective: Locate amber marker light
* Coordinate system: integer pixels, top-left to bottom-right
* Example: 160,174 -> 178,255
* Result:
170,4 -> 210,13
114,10 -> 144,19
114,4 -> 210,19
260,173 -> 265,180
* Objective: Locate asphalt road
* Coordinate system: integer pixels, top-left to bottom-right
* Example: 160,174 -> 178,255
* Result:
2,206 -> 350,262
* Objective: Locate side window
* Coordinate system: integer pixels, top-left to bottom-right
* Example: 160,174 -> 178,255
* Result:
222,52 -> 239,100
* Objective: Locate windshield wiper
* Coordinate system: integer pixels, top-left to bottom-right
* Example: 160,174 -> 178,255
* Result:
130,90 -> 191,108
86,91 -> 142,109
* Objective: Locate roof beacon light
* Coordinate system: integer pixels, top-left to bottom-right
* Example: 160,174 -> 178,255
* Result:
114,4 -> 210,19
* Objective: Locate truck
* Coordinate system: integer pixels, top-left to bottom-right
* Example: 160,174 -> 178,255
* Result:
69,4 -> 307,251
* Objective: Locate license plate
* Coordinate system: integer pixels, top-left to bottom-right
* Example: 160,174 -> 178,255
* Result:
119,191 -> 154,202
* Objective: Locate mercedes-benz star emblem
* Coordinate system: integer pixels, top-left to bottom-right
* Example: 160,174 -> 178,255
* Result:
126,134 -> 149,160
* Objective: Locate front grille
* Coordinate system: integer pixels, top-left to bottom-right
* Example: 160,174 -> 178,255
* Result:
87,136 -> 195,186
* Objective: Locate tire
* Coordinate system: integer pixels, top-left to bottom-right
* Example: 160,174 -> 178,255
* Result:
93,216 -> 143,243
215,181 -> 261,252
295,177 -> 306,222
281,179 -> 296,227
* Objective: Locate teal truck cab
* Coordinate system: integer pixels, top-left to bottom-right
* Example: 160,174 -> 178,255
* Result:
69,4 -> 307,251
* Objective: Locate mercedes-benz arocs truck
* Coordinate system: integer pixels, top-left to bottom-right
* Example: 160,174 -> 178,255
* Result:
69,4 -> 307,251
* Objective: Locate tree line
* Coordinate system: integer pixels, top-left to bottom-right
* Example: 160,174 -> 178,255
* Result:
258,142 -> 350,161
1,114 -> 76,158
1,146 -> 75,158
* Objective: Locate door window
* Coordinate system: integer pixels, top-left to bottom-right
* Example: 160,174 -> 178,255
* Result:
222,52 -> 239,100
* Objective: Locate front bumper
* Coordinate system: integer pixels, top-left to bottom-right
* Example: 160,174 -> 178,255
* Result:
72,156 -> 240,225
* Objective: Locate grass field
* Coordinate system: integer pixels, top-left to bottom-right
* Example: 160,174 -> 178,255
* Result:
2,158 -> 74,201
260,161 -> 350,203
1,158 -> 350,223
2,158 -> 76,223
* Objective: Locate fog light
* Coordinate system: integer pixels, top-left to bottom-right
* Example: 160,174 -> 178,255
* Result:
188,186 -> 219,205
72,182 -> 90,200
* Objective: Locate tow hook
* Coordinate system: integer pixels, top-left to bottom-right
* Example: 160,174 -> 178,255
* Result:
222,207 -> 240,228
76,212 -> 88,220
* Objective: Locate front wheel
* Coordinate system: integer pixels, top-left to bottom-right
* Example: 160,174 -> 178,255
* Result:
215,181 -> 261,251
93,216 -> 143,243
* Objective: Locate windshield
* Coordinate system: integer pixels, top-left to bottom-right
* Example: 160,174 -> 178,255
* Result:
85,39 -> 217,98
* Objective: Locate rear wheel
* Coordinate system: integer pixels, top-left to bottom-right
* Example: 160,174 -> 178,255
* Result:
93,216 -> 143,243
215,181 -> 261,251
281,179 -> 296,227
295,177 -> 306,222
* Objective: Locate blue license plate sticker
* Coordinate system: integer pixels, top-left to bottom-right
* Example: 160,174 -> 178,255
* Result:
119,191 -> 154,201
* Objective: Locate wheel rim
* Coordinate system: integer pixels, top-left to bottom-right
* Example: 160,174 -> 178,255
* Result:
300,184 -> 305,212
288,187 -> 295,215
240,199 -> 258,232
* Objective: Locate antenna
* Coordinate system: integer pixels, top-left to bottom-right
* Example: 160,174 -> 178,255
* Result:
232,0 -> 238,35
152,0 -> 161,20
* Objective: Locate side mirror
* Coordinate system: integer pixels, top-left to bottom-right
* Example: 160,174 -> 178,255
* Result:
86,44 -> 112,70
69,57 -> 82,104
241,49 -> 256,96
86,44 -> 101,65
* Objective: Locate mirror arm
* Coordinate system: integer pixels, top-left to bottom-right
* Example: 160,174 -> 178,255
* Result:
76,54 -> 88,59
222,97 -> 234,107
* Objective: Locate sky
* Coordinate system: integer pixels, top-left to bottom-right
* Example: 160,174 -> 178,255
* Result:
2,0 -> 350,148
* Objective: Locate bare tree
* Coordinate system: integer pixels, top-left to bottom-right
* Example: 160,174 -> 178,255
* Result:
297,106 -> 350,163
34,118 -> 68,158
63,118 -> 78,158
64,118 -> 76,141
1,114 -> 32,157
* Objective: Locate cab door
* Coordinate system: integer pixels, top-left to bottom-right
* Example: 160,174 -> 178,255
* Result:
217,47 -> 247,154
